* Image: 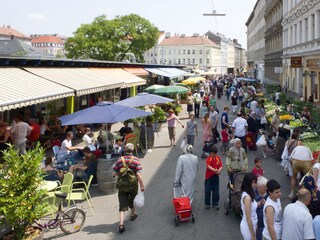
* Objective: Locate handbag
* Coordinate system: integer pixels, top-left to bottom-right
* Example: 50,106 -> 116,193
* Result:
260,116 -> 268,124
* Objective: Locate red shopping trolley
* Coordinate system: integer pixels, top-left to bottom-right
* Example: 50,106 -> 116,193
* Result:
172,185 -> 195,226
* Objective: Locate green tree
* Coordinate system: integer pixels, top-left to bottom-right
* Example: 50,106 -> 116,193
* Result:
65,14 -> 159,62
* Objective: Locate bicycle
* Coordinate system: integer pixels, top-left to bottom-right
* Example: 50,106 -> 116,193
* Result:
34,192 -> 86,234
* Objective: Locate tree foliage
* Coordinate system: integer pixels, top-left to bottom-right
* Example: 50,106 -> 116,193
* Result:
65,14 -> 159,62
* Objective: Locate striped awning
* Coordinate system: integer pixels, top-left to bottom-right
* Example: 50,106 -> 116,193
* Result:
0,67 -> 74,111
90,68 -> 146,88
24,68 -> 124,96
123,68 -> 148,76
144,68 -> 178,78
158,68 -> 188,77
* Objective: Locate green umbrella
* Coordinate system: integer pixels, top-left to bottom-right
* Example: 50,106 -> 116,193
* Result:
175,83 -> 191,89
144,84 -> 165,93
153,85 -> 190,95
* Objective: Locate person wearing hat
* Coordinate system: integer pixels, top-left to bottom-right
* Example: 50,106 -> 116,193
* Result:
174,144 -> 199,203
167,109 -> 184,147
113,143 -> 144,233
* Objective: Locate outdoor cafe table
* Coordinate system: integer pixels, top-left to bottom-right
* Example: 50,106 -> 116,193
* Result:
41,180 -> 58,192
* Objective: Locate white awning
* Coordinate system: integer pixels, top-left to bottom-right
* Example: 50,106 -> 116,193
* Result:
144,68 -> 178,78
89,68 -> 146,88
0,68 -> 74,111
24,68 -> 124,96
158,68 -> 188,77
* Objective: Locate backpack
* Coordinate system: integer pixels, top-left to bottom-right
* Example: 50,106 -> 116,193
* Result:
116,157 -> 138,192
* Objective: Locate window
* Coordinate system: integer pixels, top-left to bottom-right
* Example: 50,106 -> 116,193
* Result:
199,58 -> 202,64
311,14 -> 315,40
305,18 -> 308,42
206,58 -> 210,64
183,59 -> 185,64
178,49 -> 181,55
178,59 -> 181,64
187,50 -> 190,55
183,50 -> 186,55
192,49 -> 195,54
188,59 -> 190,64
192,59 -> 195,64
199,49 -> 203,54
168,50 -> 171,55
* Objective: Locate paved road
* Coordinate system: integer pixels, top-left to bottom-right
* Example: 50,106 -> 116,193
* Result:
44,95 -> 291,240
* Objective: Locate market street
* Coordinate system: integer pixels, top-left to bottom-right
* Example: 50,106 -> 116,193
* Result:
44,95 -> 292,240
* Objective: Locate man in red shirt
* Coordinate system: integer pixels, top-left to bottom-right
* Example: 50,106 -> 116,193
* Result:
204,145 -> 223,210
27,118 -> 41,148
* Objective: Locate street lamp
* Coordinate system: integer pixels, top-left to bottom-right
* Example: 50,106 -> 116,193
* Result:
203,10 -> 226,16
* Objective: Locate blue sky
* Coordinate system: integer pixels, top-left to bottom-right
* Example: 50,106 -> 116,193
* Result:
1,0 -> 256,49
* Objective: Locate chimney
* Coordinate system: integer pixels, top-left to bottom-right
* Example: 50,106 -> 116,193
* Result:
165,32 -> 171,38
180,34 -> 185,38
192,33 -> 199,37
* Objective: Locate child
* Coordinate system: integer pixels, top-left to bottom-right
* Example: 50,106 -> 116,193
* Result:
252,158 -> 264,177
204,146 -> 223,210
221,126 -> 230,155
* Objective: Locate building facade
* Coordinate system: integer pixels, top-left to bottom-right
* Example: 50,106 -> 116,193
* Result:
31,34 -> 65,57
246,0 -> 266,82
265,0 -> 283,86
282,0 -> 320,100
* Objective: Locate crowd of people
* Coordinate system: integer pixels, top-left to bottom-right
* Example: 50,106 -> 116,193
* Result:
171,74 -> 320,240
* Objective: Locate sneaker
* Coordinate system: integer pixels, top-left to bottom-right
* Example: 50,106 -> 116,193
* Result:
205,205 -> 210,209
213,206 -> 220,210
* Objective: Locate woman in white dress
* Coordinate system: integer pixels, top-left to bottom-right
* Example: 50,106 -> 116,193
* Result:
240,173 -> 260,240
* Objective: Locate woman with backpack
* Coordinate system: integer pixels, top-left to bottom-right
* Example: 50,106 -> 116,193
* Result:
113,143 -> 145,233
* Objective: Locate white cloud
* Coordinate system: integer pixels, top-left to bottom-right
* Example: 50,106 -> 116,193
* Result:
27,13 -> 47,20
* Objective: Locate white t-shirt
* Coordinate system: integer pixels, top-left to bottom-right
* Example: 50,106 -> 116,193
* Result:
275,92 -> 280,100
10,121 -> 32,144
282,201 -> 315,240
263,197 -> 283,239
60,139 -> 72,154
314,162 -> 320,187
82,134 -> 92,146
290,146 -> 313,161
232,117 -> 248,137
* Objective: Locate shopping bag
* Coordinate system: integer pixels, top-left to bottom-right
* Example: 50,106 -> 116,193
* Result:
180,139 -> 186,150
260,116 -> 268,124
256,135 -> 267,146
134,191 -> 145,208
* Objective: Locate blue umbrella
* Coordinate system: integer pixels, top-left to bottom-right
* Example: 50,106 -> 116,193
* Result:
59,102 -> 151,126
115,93 -> 174,108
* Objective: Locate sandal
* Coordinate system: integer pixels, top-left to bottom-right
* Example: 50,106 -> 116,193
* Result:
119,225 -> 125,233
130,213 -> 138,221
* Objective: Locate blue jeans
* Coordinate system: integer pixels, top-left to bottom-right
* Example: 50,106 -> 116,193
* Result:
204,175 -> 220,206
187,135 -> 195,146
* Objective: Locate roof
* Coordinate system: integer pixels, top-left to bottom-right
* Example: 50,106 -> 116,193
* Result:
31,35 -> 64,44
0,67 -> 74,111
0,26 -> 30,40
0,39 -> 53,57
160,35 -> 217,46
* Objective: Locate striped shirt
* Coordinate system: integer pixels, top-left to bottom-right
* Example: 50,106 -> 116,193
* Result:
113,154 -> 142,173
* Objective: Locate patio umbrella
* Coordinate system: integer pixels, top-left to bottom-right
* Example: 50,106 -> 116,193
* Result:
115,93 -> 174,108
153,85 -> 189,95
144,84 -> 165,93
174,83 -> 191,89
59,102 -> 151,126
116,93 -> 174,152
182,77 -> 205,85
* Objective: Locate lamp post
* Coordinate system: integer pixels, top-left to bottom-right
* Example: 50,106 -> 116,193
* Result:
303,70 -> 317,100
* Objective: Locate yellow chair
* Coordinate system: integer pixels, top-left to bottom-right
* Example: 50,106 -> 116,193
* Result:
67,175 -> 94,215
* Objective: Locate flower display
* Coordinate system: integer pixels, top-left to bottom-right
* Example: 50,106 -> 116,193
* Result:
279,114 -> 293,121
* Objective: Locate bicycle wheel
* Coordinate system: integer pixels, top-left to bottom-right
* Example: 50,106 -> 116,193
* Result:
60,208 -> 86,234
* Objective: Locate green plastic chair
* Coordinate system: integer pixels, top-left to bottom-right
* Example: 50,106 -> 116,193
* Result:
67,175 -> 94,215
41,195 -> 60,218
47,172 -> 74,197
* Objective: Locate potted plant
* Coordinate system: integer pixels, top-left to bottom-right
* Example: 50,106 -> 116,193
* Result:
0,144 -> 47,240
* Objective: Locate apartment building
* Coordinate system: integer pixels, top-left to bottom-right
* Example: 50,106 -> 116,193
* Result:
282,0 -> 320,100
265,0 -> 283,86
31,34 -> 65,57
246,0 -> 266,82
